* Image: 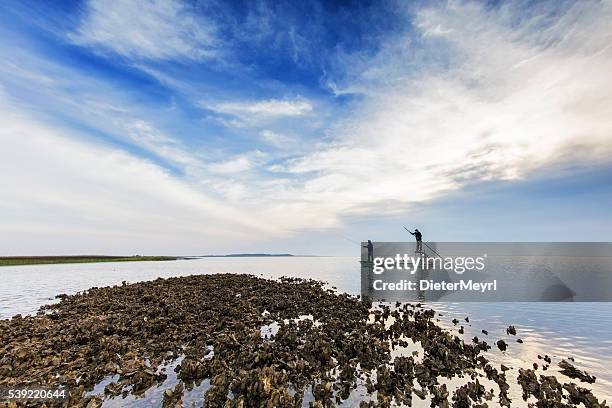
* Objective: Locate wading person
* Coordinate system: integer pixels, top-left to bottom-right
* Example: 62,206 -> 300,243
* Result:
363,240 -> 374,262
409,229 -> 423,253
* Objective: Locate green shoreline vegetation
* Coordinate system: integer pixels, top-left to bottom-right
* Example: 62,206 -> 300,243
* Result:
0,255 -> 177,267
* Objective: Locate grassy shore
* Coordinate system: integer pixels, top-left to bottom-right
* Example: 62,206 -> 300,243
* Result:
0,255 -> 177,267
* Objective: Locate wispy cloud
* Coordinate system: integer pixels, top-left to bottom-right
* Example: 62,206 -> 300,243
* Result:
71,0 -> 219,60
260,130 -> 294,147
206,97 -> 313,118
0,40 -> 206,174
0,102 -> 278,254
125,120 -> 201,168
270,0 -> 612,215
208,151 -> 267,174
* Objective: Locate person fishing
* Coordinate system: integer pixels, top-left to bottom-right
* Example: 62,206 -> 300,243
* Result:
363,240 -> 374,262
409,229 -> 423,253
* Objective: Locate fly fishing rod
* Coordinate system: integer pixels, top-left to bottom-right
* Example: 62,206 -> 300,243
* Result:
333,232 -> 362,245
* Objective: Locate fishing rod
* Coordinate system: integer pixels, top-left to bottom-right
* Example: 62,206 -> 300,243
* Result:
332,231 -> 362,245
402,226 -> 445,259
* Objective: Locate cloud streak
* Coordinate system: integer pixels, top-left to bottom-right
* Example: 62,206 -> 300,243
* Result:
71,0 -> 219,60
206,97 -> 313,118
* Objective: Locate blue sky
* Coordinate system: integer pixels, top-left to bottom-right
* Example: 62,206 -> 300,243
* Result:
0,0 -> 611,255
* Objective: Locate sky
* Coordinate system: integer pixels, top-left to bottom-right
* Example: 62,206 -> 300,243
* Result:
0,0 -> 611,256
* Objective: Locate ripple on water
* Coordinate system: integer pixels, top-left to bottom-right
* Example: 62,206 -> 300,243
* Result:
431,302 -> 612,400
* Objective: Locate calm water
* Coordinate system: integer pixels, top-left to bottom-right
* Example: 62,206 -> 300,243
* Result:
1,257 -> 611,403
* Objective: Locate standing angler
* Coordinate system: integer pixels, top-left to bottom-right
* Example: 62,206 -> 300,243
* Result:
363,240 -> 374,262
409,229 -> 423,253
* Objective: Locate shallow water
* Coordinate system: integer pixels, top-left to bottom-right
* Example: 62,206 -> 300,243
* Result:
1,256 -> 611,402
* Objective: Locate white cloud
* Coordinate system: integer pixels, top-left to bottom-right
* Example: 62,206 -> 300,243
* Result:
125,120 -> 200,168
268,0 -> 612,215
162,0 -> 612,234
208,156 -> 253,174
206,97 -> 313,118
260,130 -> 294,147
207,150 -> 270,176
0,105 -> 279,255
0,39 -> 209,175
71,0 -> 218,60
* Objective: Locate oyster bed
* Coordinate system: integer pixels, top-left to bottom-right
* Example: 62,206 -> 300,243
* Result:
0,274 -> 608,407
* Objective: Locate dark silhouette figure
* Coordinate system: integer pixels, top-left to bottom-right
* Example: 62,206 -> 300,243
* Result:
363,240 -> 374,262
409,229 -> 423,253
